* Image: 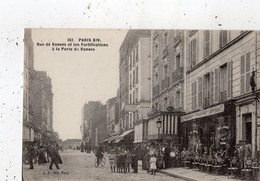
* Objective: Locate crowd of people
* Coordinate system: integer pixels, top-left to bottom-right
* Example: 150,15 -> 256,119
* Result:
23,140 -> 63,170
105,139 -> 258,178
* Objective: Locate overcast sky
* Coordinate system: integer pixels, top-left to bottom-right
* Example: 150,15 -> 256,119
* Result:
32,29 -> 128,140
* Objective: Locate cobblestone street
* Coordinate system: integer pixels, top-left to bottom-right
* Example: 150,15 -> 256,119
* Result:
23,151 -> 184,181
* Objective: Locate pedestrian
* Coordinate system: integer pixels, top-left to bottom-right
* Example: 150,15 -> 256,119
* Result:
150,154 -> 157,175
132,148 -> 139,173
144,152 -> 150,173
38,145 -> 47,166
125,149 -> 132,173
27,143 -> 36,169
46,145 -> 60,170
109,149 -> 116,173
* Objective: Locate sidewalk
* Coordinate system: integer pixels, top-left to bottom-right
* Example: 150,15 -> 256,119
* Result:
158,167 -> 242,181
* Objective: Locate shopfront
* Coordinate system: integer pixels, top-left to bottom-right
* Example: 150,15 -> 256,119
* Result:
147,110 -> 183,145
180,102 -> 236,152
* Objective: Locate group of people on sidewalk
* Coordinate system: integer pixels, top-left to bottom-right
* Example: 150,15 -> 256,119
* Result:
108,146 -> 139,173
23,140 -> 63,170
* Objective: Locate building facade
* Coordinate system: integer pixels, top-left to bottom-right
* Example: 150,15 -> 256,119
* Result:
148,30 -> 185,146
181,30 -> 260,157
119,30 -> 152,146
31,71 -> 54,142
23,29 -> 34,142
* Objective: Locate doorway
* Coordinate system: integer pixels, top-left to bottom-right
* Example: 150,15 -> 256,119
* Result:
242,113 -> 252,143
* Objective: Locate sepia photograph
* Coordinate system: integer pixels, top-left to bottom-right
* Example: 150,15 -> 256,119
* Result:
22,29 -> 260,181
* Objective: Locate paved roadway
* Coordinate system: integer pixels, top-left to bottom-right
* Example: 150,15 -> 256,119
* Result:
23,150 -> 184,181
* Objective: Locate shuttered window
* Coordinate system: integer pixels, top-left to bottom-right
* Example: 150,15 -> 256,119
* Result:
192,82 -> 197,110
204,30 -> 210,58
227,60 -> 233,99
198,77 -> 203,108
219,30 -> 228,48
188,38 -> 197,69
240,52 -> 251,94
215,68 -> 220,102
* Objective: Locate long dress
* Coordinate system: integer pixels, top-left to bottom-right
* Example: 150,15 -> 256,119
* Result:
150,157 -> 157,170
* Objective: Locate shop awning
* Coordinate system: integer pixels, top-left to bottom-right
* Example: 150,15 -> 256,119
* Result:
115,129 -> 134,143
108,134 -> 119,143
100,137 -> 109,144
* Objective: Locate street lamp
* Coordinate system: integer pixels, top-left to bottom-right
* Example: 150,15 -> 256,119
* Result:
156,118 -> 162,141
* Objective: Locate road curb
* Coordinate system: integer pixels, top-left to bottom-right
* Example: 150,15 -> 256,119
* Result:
158,170 -> 198,181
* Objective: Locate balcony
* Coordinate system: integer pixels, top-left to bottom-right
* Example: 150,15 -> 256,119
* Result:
172,67 -> 183,84
161,77 -> 169,91
153,56 -> 159,67
162,45 -> 168,58
220,90 -> 227,102
153,84 -> 160,97
204,97 -> 210,107
173,33 -> 182,48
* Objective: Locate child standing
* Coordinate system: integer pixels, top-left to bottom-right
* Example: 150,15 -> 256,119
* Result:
150,154 -> 157,175
109,149 -> 116,173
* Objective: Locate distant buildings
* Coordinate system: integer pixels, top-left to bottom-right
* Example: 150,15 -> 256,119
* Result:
81,101 -> 106,148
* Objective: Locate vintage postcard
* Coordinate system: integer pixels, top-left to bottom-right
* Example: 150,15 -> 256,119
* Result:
22,28 -> 260,181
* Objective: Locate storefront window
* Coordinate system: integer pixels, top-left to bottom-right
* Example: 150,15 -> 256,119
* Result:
181,115 -> 234,152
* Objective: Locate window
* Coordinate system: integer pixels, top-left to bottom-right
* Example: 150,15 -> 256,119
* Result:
198,77 -> 203,108
219,30 -> 228,48
188,38 -> 197,68
192,82 -> 197,110
164,64 -> 168,79
240,52 -> 251,94
136,45 -> 139,62
129,94 -> 132,104
132,91 -> 135,104
133,50 -> 136,64
175,91 -> 180,109
220,64 -> 227,93
203,73 -> 210,106
133,70 -> 135,87
129,73 -> 132,89
154,39 -> 159,58
204,30 -> 210,58
136,66 -> 138,83
164,97 -> 168,110
163,31 -> 168,48
176,53 -> 181,70
136,88 -> 138,103
129,55 -> 132,69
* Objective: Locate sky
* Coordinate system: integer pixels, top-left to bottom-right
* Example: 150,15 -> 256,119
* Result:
32,29 -> 128,140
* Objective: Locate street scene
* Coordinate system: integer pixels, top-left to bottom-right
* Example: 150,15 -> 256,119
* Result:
23,150 -> 184,181
22,29 -> 260,181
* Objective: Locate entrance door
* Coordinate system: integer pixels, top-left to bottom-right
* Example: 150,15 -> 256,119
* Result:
242,113 -> 252,143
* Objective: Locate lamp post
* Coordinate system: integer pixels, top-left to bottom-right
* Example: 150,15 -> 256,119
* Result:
156,118 -> 162,142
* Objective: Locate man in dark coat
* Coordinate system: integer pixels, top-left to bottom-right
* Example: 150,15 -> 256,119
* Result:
47,145 -> 60,170
132,148 -> 139,173
164,144 -> 171,169
27,143 -> 36,169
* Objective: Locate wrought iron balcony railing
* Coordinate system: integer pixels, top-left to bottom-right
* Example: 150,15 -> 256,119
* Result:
152,84 -> 160,97
220,90 -> 227,102
172,67 -> 183,84
161,77 -> 169,91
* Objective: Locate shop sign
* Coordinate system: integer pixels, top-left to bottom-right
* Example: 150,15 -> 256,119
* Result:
181,104 -> 225,122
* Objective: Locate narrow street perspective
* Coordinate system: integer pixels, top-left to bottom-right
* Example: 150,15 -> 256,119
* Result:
23,150 -> 184,181
22,29 -> 259,181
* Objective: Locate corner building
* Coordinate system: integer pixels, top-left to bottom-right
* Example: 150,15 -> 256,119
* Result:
181,30 -> 260,157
